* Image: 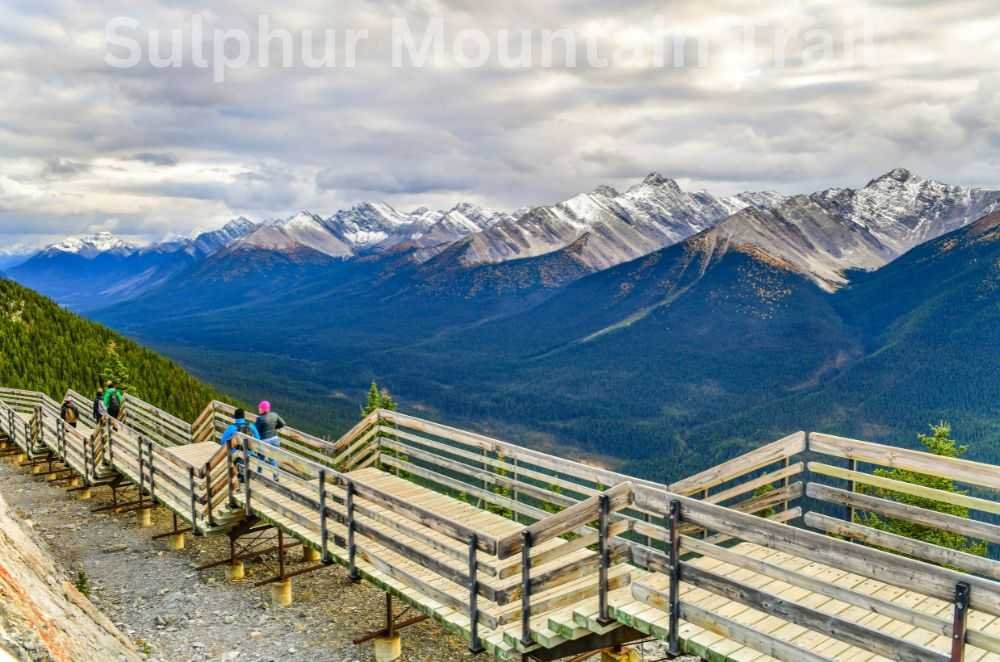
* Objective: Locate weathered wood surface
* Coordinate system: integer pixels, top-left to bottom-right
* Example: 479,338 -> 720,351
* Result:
629,541 -> 1000,662
633,484 -> 1000,616
810,461 -> 1000,516
807,482 -> 1000,544
8,386 -> 1000,661
669,431 -> 806,496
163,441 -> 221,471
682,562 -> 949,662
810,432 -> 1000,491
681,535 -> 1000,654
805,512 -> 1000,580
495,481 -> 633,559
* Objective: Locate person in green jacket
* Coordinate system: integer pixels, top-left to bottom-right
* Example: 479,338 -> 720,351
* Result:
102,381 -> 125,420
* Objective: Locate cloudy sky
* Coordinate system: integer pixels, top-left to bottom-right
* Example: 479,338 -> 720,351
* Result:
0,0 -> 998,248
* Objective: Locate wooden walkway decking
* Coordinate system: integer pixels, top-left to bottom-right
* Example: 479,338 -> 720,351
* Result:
1,386 -> 999,662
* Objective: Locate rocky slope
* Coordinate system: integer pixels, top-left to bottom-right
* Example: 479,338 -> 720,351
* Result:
685,169 -> 1000,291
0,487 -> 140,661
443,174 -> 784,270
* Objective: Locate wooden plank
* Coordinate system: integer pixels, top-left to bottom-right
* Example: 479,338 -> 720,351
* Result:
348,471 -> 500,555
498,520 -> 632,580
496,481 -> 633,559
383,425 -> 600,502
123,395 -> 192,431
330,425 -> 378,468
496,546 -> 627,605
381,409 -> 661,493
329,410 -> 380,452
807,482 -> 1000,545
496,567 -> 632,627
804,512 -> 1000,580
380,436 -> 579,510
809,462 -> 1000,517
681,537 -> 1000,654
678,600 -> 831,662
632,484 -> 1000,617
810,433 -> 1000,491
707,463 -> 805,506
378,453 -> 551,524
325,481 -> 502,577
670,432 -> 806,496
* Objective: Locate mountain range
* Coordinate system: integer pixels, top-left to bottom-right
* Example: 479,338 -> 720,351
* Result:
6,168 -> 1000,480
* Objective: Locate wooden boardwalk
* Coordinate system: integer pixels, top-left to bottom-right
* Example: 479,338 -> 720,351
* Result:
1,386 -> 999,662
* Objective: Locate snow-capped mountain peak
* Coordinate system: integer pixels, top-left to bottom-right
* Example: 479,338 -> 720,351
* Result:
814,168 -> 1000,254
441,173 -> 784,272
44,232 -> 141,259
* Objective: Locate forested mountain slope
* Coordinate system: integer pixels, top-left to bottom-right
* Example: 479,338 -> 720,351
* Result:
0,278 -> 224,420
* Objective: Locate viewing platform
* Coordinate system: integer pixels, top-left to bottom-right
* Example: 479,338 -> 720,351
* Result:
1,386 -> 998,661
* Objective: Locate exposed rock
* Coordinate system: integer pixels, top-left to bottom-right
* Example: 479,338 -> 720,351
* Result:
0,489 -> 140,661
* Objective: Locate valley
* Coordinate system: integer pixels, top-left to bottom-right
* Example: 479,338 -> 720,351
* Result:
7,170 -> 1000,483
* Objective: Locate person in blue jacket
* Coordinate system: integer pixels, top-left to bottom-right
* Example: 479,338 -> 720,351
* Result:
220,408 -> 259,481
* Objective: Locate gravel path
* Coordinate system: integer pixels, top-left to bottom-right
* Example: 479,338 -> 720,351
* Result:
0,458 -> 696,661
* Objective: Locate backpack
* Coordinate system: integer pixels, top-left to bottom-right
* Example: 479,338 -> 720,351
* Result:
108,391 -> 122,418
63,405 -> 78,423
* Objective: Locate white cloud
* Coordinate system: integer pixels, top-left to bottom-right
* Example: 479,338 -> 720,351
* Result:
0,0 -> 997,242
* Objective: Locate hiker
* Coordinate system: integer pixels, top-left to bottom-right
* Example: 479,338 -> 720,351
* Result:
254,401 -> 285,479
92,388 -> 107,422
254,401 -> 285,446
220,408 -> 260,481
103,381 -> 124,420
60,397 -> 80,429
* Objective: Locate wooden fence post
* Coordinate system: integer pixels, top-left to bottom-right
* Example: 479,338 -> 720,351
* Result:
146,438 -> 156,503
226,445 -> 235,508
668,498 -> 682,658
204,461 -> 214,527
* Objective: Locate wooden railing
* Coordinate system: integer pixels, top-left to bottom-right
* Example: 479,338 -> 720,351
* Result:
806,432 -> 1000,579
629,483 -> 1000,662
122,394 -> 193,447
190,400 -> 378,472
34,404 -> 106,484
3,385 -> 1000,661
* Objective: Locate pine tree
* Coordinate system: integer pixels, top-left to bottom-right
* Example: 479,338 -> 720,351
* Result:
101,340 -> 134,394
361,381 -> 396,417
362,381 -> 403,476
857,422 -> 987,557
0,279 -> 222,420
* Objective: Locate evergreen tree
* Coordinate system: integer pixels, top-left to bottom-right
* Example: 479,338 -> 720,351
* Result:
0,279 -> 223,420
362,380 -> 403,475
361,381 -> 397,417
101,340 -> 134,393
857,422 -> 987,557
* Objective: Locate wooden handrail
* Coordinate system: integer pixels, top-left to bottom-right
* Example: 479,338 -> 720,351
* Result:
669,431 -> 806,496
631,483 -> 1000,617
810,432 -> 1000,491
495,481 -> 633,560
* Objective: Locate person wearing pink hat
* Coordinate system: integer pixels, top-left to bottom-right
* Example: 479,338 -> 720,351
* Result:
254,400 -> 286,445
254,400 -> 286,480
